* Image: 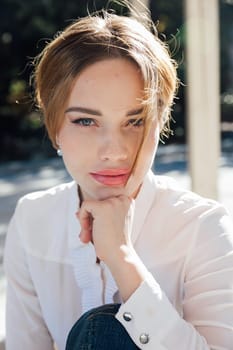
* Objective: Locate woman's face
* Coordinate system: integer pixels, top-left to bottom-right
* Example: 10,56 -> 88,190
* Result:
58,58 -> 159,200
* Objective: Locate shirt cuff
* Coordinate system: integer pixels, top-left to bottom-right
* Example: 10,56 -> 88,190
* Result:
115,273 -> 180,348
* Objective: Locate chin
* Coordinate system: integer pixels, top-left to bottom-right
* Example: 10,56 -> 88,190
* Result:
85,185 -> 127,201
99,187 -> 127,200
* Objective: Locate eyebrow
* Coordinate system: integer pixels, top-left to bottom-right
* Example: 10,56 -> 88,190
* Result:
65,106 -> 144,117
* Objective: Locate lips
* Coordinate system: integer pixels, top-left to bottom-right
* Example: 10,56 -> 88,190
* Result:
90,169 -> 130,186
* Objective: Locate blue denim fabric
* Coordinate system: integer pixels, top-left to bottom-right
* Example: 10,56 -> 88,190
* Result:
65,303 -> 140,350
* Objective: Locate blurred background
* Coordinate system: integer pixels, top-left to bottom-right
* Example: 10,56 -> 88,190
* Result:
0,0 -> 232,348
0,0 -> 232,161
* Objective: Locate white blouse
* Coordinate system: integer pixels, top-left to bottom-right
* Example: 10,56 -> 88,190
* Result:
4,171 -> 233,349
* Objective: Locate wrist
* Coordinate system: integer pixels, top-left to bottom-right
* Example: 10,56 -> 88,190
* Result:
104,245 -> 149,302
104,244 -> 137,268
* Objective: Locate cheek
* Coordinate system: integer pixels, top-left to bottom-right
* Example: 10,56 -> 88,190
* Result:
126,130 -> 144,151
58,125 -> 93,151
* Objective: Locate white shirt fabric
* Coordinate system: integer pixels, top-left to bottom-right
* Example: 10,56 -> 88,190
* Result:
4,170 -> 233,350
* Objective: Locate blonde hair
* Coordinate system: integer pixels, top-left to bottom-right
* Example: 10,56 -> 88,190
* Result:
34,11 -> 178,148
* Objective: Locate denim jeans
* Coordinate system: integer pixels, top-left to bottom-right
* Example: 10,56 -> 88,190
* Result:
65,303 -> 140,350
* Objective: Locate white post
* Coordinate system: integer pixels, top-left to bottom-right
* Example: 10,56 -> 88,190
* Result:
185,0 -> 220,199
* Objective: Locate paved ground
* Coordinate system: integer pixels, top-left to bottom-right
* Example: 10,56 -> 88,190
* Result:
0,141 -> 232,347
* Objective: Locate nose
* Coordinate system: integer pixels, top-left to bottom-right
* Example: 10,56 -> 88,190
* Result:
98,131 -> 128,162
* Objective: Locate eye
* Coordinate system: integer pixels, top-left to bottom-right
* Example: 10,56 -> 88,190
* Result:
71,118 -> 95,127
127,118 -> 144,127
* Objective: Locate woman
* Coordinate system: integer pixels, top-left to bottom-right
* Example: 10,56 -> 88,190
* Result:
4,8 -> 233,350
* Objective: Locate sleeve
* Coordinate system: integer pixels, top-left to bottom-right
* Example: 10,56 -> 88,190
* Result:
116,205 -> 233,349
4,202 -> 54,350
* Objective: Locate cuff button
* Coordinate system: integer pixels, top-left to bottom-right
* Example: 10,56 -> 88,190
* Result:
123,312 -> 132,322
139,333 -> 150,344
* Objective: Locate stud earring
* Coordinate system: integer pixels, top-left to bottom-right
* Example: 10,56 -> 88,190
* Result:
57,148 -> 63,157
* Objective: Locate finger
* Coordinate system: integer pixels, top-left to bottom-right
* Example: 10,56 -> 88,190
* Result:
79,228 -> 92,243
76,210 -> 92,230
76,208 -> 93,243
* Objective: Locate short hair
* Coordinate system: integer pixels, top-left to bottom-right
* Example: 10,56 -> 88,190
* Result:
33,11 -> 178,148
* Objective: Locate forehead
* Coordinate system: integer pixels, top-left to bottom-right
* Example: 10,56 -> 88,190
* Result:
67,58 -> 145,112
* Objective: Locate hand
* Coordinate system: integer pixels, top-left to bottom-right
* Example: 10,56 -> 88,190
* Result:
77,195 -> 148,302
77,195 -> 135,263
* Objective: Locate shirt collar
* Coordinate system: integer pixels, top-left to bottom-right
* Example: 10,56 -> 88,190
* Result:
131,170 -> 157,244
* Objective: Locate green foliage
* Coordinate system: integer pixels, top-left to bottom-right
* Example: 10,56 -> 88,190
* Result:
0,0 -> 232,161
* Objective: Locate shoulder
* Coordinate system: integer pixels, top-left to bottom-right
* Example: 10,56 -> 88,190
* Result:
13,181 -> 77,237
17,181 -> 77,213
9,181 -> 78,258
146,173 -> 233,258
14,180 -> 78,231
152,173 -> 224,216
145,172 -> 231,235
